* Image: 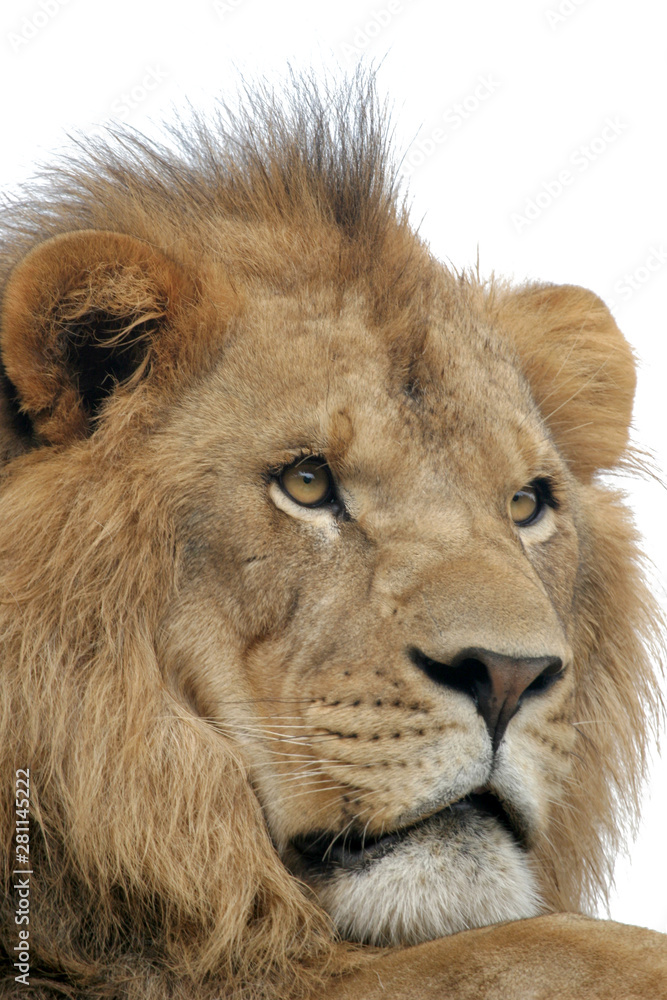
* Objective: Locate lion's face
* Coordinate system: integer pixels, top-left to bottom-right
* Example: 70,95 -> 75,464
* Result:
158,282 -> 581,945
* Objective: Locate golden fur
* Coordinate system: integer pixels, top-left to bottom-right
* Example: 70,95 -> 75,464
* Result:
0,70 -> 665,999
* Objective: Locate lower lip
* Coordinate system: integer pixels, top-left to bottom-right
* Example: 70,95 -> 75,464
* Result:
291,792 -> 524,872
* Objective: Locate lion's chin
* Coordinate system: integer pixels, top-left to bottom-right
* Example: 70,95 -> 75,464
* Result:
287,802 -> 543,946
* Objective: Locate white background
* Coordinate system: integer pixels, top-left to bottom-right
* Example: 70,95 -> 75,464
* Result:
1,0 -> 665,933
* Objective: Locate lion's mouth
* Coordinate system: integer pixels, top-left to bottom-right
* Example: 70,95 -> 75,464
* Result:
289,790 -> 527,874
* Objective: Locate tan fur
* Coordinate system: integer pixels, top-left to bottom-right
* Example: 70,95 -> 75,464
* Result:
0,70 -> 664,999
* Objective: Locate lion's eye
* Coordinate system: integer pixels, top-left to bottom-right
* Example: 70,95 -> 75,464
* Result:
510,486 -> 541,526
279,458 -> 335,507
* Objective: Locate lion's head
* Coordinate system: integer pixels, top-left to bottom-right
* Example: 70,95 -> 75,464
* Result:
0,72 -> 661,998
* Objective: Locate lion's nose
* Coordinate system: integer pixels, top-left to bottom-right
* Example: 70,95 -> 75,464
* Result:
409,646 -> 564,751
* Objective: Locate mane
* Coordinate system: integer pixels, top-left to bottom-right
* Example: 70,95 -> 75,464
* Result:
528,486 -> 663,911
0,68 -> 664,999
0,67 -> 417,304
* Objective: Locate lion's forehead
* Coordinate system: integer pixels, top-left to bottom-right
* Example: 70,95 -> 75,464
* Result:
198,285 -> 549,496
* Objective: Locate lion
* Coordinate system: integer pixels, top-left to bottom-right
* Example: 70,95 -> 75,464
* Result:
0,70 -> 665,999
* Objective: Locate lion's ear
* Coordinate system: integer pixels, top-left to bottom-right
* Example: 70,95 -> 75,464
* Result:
1,229 -> 195,447
497,284 -> 636,481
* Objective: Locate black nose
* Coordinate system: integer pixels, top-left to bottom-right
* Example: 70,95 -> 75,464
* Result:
409,646 -> 564,751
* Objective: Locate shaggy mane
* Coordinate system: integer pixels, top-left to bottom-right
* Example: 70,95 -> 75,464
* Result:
0,68 -> 414,300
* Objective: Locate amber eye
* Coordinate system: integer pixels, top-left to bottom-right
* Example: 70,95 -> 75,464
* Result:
510,486 -> 541,526
279,458 -> 335,507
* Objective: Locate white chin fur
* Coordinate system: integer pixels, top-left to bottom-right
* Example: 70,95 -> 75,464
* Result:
314,813 -> 543,946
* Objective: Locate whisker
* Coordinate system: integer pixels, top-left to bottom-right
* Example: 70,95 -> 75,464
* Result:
322,818 -> 356,862
541,355 -> 612,425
